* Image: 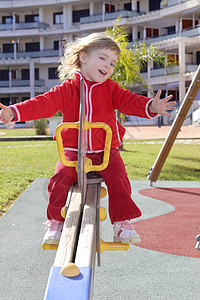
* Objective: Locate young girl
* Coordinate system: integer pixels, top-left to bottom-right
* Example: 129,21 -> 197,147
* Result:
0,32 -> 175,244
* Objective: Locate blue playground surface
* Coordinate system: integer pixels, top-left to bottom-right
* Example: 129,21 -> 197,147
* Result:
0,178 -> 200,300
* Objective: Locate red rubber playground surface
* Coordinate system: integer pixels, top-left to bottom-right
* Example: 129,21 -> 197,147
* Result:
133,187 -> 200,258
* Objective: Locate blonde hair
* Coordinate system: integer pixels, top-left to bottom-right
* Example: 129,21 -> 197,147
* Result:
58,32 -> 121,81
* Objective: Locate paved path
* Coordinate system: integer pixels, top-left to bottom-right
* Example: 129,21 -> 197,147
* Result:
1,179 -> 199,300
124,125 -> 200,140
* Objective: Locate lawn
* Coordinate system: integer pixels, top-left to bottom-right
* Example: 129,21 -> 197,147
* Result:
0,127 -> 50,136
0,139 -> 199,214
0,140 -> 58,213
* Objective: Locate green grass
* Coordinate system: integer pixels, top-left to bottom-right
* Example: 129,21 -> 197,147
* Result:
0,140 -> 58,212
0,128 -> 50,136
0,139 -> 199,214
120,143 -> 200,181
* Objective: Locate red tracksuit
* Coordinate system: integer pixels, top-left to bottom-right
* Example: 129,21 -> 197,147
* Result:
11,72 -> 157,223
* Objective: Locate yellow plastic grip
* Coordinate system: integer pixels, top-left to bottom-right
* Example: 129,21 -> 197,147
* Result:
55,122 -> 79,168
55,120 -> 112,173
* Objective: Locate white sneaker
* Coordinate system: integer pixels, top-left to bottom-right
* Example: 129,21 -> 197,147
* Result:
43,219 -> 64,245
113,220 -> 141,244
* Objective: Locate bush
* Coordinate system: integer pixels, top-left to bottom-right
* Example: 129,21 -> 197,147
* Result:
33,118 -> 48,135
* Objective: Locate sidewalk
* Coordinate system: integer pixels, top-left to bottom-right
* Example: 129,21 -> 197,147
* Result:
124,125 -> 200,140
0,179 -> 199,299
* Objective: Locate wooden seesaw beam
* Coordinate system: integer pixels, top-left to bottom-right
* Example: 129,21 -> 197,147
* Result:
148,64 -> 200,184
43,179 -> 129,300
43,183 -> 98,300
43,178 -> 129,300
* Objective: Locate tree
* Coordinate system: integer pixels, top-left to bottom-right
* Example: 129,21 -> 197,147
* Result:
106,18 -> 173,92
106,18 -> 174,150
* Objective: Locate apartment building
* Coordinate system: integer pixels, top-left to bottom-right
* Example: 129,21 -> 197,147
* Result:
0,0 -> 199,126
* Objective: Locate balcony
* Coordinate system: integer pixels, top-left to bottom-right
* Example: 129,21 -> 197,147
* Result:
0,79 -> 45,87
138,26 -> 200,47
80,10 -> 146,24
185,64 -> 199,73
161,0 -> 190,9
0,49 -> 59,60
150,64 -> 198,77
181,26 -> 200,38
0,21 -> 49,31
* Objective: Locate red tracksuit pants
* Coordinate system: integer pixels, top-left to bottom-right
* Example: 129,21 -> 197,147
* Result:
47,148 -> 142,224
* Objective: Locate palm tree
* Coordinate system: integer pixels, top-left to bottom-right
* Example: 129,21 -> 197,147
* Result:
106,18 -> 174,150
106,18 -> 173,91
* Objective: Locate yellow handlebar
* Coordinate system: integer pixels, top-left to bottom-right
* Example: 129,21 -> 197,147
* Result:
55,121 -> 112,173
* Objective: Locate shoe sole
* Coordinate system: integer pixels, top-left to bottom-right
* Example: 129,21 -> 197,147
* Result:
113,235 -> 141,244
42,239 -> 60,245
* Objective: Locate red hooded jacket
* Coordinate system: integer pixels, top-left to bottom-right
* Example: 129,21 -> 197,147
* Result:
11,72 -> 156,152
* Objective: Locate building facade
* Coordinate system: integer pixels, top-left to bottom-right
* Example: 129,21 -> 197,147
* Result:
0,0 -> 199,126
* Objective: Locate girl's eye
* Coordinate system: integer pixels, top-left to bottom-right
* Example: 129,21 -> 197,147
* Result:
100,57 -> 104,61
110,63 -> 115,67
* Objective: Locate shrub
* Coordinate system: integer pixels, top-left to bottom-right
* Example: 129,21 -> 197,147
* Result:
33,118 -> 48,135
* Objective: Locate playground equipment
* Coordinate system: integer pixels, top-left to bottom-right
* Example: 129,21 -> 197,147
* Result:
148,64 -> 200,185
43,79 -> 130,299
148,66 -> 200,251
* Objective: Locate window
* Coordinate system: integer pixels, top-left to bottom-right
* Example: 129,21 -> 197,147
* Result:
25,42 -> 40,52
149,0 -> 160,11
22,68 -> 39,80
54,41 -> 59,50
146,28 -> 159,38
2,16 -> 12,24
53,12 -> 63,24
104,3 -> 115,13
137,1 -> 140,13
35,69 -> 39,80
168,90 -> 178,102
22,69 -> 29,80
25,14 -> 39,23
3,42 -> 18,53
3,43 -> 14,53
181,19 -> 198,30
0,98 -> 10,106
48,67 -> 58,79
153,61 -> 164,69
127,32 -> 132,42
196,51 -> 200,65
167,26 -> 175,35
72,9 -> 89,23
11,70 -> 17,79
167,54 -> 179,65
124,3 -> 131,11
0,70 -> 9,81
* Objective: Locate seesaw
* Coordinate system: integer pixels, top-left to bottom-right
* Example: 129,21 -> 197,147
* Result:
42,78 -> 130,300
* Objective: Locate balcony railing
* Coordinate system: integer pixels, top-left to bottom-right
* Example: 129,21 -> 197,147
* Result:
185,64 -> 199,73
0,49 -> 59,60
80,10 -> 146,24
150,64 -> 198,77
137,25 -> 200,47
161,0 -> 189,9
0,21 -> 49,31
0,79 -> 45,87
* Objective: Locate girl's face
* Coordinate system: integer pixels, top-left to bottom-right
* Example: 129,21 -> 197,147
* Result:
79,48 -> 118,82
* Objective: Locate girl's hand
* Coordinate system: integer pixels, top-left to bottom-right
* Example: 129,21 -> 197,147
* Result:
0,103 -> 15,124
150,90 -> 176,117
